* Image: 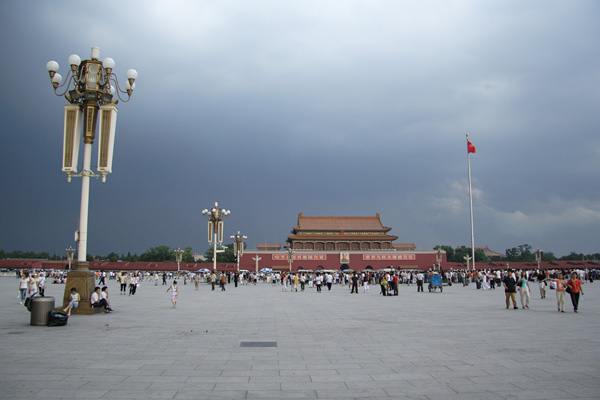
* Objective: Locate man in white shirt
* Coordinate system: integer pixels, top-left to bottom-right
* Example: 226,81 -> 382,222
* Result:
416,272 -> 424,292
91,286 -> 111,312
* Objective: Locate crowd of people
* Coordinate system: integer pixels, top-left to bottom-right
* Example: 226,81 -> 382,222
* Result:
13,266 -> 596,313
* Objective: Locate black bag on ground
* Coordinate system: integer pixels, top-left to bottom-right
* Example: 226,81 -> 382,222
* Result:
47,311 -> 68,327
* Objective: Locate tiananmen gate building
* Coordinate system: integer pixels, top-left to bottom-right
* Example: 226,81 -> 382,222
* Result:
239,213 -> 444,271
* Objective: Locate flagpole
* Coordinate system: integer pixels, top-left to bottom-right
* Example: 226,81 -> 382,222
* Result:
467,134 -> 476,272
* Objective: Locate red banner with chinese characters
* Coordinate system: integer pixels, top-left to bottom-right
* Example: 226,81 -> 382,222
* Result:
363,254 -> 416,261
272,254 -> 327,261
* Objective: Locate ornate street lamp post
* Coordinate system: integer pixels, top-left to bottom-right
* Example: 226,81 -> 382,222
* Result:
285,245 -> 294,272
535,248 -> 543,270
46,46 -> 137,314
66,246 -> 74,270
464,254 -> 472,274
175,248 -> 183,273
230,231 -> 247,272
202,202 -> 230,273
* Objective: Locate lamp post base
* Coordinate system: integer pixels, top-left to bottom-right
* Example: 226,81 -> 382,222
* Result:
58,263 -> 103,315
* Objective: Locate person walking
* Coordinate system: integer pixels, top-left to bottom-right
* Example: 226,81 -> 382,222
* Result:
351,274 -> 359,294
37,272 -> 46,297
537,271 -> 547,299
118,272 -> 126,295
326,273 -> 333,291
282,273 -> 288,292
167,280 -> 178,308
567,272 -> 584,313
550,273 -> 567,312
315,273 -> 322,292
517,271 -> 530,309
503,270 -> 518,309
416,272 -> 424,292
129,273 -> 138,295
27,273 -> 38,298
210,272 -> 217,291
18,272 -> 29,304
220,273 -> 227,291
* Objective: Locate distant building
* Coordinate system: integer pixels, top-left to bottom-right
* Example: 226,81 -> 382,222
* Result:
286,213 -> 399,251
392,243 -> 416,251
257,243 -> 282,251
193,253 -> 207,262
476,246 -> 503,258
235,212 -> 441,272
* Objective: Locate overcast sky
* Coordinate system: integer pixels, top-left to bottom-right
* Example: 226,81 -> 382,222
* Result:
1,0 -> 599,258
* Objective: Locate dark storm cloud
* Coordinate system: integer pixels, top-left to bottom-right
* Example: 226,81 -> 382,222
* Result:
1,0 -> 599,258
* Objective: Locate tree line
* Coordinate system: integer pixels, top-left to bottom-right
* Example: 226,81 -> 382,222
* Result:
1,244 -> 597,264
434,244 -> 600,263
0,244 -> 239,264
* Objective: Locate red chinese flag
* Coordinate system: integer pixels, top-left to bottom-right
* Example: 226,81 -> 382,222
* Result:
467,140 -> 476,154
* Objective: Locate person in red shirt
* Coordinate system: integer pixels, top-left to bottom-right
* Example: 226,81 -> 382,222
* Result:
567,272 -> 584,313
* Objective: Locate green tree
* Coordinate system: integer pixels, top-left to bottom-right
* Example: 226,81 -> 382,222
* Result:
474,248 -> 488,263
434,245 -> 455,262
205,243 -> 236,263
140,246 -> 173,262
107,252 -> 119,262
505,244 -> 535,262
541,251 -> 557,262
560,252 -> 584,261
182,246 -> 195,263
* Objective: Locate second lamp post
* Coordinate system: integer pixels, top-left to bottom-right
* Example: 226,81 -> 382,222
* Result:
202,202 -> 230,273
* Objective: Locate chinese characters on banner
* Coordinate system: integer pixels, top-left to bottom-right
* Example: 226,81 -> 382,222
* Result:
272,254 -> 327,261
363,254 -> 416,261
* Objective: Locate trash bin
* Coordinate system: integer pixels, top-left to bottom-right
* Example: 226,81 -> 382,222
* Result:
30,296 -> 55,326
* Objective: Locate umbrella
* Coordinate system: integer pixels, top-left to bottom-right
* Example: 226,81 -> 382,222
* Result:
260,268 -> 273,273
198,268 -> 211,273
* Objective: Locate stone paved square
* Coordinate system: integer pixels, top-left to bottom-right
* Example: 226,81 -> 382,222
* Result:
1,276 -> 599,399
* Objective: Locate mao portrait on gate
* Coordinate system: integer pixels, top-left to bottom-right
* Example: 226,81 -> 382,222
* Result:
340,252 -> 350,264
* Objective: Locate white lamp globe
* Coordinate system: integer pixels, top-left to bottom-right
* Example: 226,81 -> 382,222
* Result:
46,60 -> 59,72
103,57 -> 115,70
126,69 -> 138,80
68,54 -> 81,67
52,73 -> 63,84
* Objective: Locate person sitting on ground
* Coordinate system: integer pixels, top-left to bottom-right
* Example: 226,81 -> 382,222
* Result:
101,286 -> 112,311
63,287 -> 80,315
90,286 -> 111,313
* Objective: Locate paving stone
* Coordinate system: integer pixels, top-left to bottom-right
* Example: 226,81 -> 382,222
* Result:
1,276 -> 599,399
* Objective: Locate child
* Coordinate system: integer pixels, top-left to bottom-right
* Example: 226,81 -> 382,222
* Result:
63,287 -> 80,315
167,280 -> 178,308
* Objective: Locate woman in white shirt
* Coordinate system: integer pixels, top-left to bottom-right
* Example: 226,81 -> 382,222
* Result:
18,272 -> 29,304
